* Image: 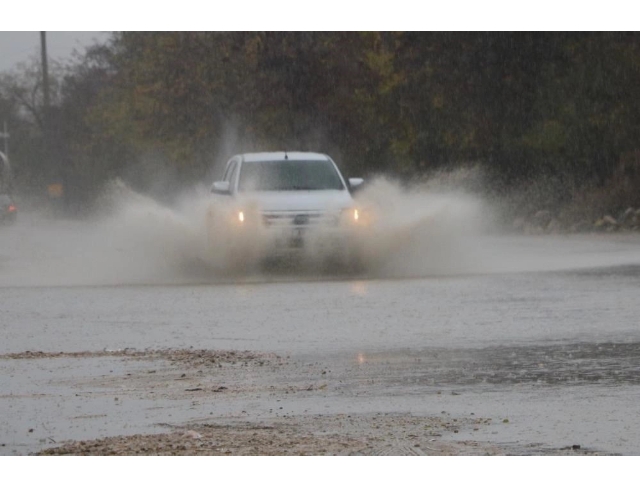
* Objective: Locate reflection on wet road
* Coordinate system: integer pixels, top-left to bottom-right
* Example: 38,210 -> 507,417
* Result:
349,342 -> 640,388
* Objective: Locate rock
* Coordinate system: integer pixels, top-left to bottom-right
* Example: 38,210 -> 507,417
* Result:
595,215 -> 617,231
618,207 -> 635,224
546,218 -> 562,233
532,210 -> 552,227
512,217 -> 526,231
570,221 -> 591,233
523,223 -> 543,235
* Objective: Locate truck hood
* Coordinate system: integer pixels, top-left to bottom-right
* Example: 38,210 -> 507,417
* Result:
236,189 -> 354,213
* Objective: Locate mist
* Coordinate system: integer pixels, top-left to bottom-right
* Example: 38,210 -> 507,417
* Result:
3,167 -> 639,289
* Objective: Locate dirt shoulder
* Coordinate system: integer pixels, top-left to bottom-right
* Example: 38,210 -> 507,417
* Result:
0,349 -> 609,456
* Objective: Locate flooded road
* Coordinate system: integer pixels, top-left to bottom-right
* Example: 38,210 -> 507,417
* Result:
1,216 -> 640,454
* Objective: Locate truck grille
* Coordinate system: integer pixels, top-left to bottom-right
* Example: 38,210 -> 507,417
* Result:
261,211 -> 336,227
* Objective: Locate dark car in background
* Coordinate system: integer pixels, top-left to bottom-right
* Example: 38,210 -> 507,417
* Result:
0,193 -> 16,224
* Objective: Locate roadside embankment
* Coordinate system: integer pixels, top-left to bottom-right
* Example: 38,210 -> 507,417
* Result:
511,207 -> 640,235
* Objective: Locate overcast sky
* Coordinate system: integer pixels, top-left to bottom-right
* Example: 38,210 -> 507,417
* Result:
0,32 -> 111,73
0,4 -> 629,74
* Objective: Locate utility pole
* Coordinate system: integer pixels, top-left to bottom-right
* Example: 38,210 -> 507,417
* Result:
41,31 -> 64,211
41,32 -> 50,113
0,121 -> 8,158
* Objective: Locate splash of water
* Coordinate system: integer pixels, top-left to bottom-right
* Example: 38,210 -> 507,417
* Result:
2,176 -> 638,287
0,176 -> 488,285
353,178 -> 488,277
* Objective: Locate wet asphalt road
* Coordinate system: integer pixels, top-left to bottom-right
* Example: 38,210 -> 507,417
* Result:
1,218 -> 640,454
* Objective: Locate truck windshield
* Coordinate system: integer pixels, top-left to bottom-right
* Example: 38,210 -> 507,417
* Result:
238,160 -> 345,191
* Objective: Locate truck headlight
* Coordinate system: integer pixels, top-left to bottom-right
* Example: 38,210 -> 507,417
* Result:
340,208 -> 361,225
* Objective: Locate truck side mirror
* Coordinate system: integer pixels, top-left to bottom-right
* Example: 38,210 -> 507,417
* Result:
348,178 -> 364,191
211,181 -> 231,195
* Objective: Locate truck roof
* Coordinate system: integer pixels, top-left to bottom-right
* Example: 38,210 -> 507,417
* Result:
240,152 -> 330,163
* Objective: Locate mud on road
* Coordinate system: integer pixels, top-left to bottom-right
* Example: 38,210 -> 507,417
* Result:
1,348 -> 611,455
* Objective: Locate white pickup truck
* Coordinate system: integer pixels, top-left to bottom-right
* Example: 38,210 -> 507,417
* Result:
207,151 -> 367,269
